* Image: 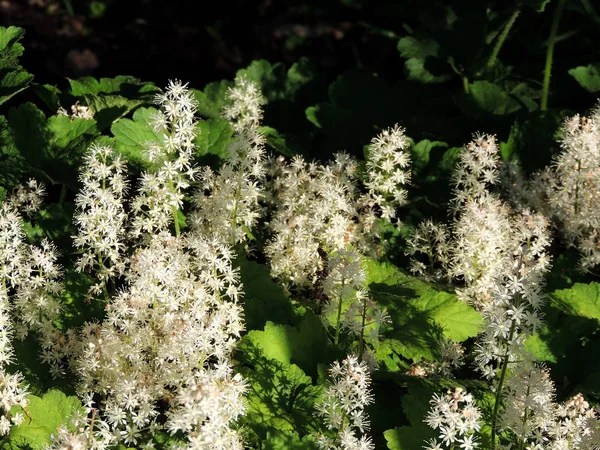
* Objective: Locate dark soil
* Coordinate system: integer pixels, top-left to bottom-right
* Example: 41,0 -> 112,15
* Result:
1,0 -> 400,88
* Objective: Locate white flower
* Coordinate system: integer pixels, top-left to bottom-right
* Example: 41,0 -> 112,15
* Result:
364,124 -> 411,225
315,356 -> 374,450
424,387 -> 481,449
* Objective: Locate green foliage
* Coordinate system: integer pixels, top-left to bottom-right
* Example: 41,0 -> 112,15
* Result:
0,12 -> 599,449
237,339 -> 324,445
239,314 -> 336,377
1,390 -> 83,450
397,37 -> 451,84
0,27 -> 33,105
195,117 -> 233,162
455,80 -> 523,118
7,103 -> 98,188
569,64 -> 600,93
110,106 -> 161,171
525,282 -> 600,398
237,258 -> 298,331
67,75 -> 158,130
262,429 -> 318,450
193,80 -> 232,118
551,282 -> 600,322
365,258 -> 482,367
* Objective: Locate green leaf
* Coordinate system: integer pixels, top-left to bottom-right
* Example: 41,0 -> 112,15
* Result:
367,259 -> 482,341
8,103 -> 98,187
67,76 -> 158,131
237,258 -> 297,331
193,80 -> 232,118
365,258 -> 482,365
68,75 -> 157,96
260,126 -> 308,158
2,390 -> 83,450
551,282 -> 600,323
411,139 -> 449,173
237,60 -> 287,102
237,341 -> 323,444
523,0 -> 551,12
397,37 -> 452,84
568,64 -> 600,93
499,120 -> 520,162
239,314 -> 335,377
0,26 -> 33,105
46,115 -> 97,151
383,381 -> 436,450
194,117 -> 233,161
111,107 -> 161,171
0,115 -> 27,188
33,84 -> 61,111
455,80 -> 521,117
263,429 -> 318,450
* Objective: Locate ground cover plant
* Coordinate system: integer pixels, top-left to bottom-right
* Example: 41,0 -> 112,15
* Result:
0,2 -> 600,448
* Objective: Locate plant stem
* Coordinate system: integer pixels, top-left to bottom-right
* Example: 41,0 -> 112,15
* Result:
87,408 -> 97,449
358,298 -> 367,361
490,319 -> 517,450
487,2 -> 522,68
516,379 -> 532,450
541,0 -> 567,111
574,159 -> 581,215
172,206 -> 180,236
462,76 -> 470,94
58,184 -> 67,205
334,282 -> 345,345
580,0 -> 600,26
63,0 -> 74,16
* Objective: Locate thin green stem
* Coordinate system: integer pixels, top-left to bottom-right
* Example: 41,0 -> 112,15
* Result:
487,2 -> 522,68
63,0 -> 74,16
86,408 -> 97,448
580,0 -> 600,26
58,184 -> 67,206
172,206 -> 180,236
462,76 -> 470,94
358,298 -> 367,361
334,282 -> 346,346
541,0 -> 567,111
574,159 -> 581,215
491,319 -> 517,450
516,380 -> 532,450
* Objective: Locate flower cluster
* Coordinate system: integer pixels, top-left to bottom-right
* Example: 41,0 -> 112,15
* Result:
473,210 -> 551,379
499,363 -> 556,446
450,133 -> 501,212
409,338 -> 465,378
498,362 -> 600,449
12,238 -> 66,377
130,80 -> 198,238
423,387 -> 482,450
73,144 -> 129,296
409,134 -> 552,310
547,393 -> 600,450
364,124 -> 411,222
7,178 -> 46,217
542,106 -> 600,271
0,203 -> 29,435
315,355 -> 375,450
320,249 -> 388,368
73,234 -> 246,448
264,153 -> 361,288
406,220 -> 451,281
192,75 -> 266,245
264,125 -> 412,289
502,102 -> 600,272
